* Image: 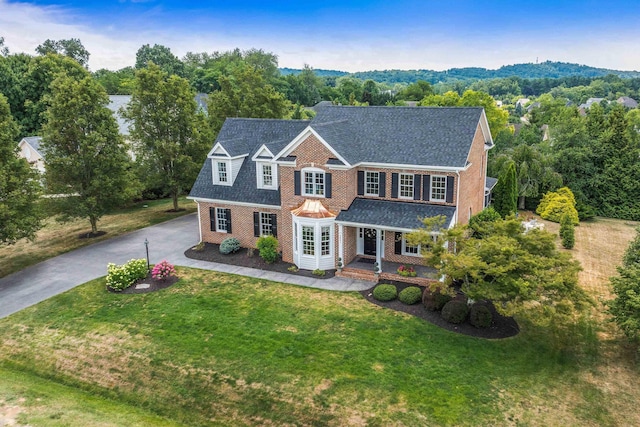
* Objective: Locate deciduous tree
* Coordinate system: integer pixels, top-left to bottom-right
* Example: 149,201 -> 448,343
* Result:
123,63 -> 210,210
608,227 -> 640,340
0,94 -> 41,243
42,75 -> 136,234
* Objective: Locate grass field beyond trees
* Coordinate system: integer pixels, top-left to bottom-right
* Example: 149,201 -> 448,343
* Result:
0,197 -> 196,279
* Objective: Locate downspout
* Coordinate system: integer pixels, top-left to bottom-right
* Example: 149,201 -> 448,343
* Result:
454,170 -> 461,225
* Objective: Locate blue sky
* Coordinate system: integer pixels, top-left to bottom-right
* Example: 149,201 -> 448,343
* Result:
2,0 -> 640,72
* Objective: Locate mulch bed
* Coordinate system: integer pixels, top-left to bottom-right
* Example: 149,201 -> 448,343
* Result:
184,242 -> 336,279
107,273 -> 180,294
361,281 -> 520,339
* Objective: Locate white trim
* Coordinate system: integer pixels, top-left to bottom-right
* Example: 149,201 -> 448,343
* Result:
274,126 -> 351,167
251,145 -> 275,161
207,143 -> 230,158
301,167 -> 326,198
354,161 -> 464,172
188,196 -> 281,210
291,213 -> 335,270
398,172 -> 414,200
212,159 -> 232,186
429,174 -> 447,202
214,207 -> 229,233
336,220 -> 416,234
196,201 -> 202,242
364,170 -> 380,196
455,171 -> 461,224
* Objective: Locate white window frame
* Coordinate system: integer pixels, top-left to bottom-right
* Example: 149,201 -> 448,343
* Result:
321,226 -> 331,256
302,168 -> 325,197
402,235 -> 420,257
430,175 -> 447,202
302,226 -> 315,255
259,212 -> 273,236
215,207 -> 228,233
399,173 -> 414,199
213,160 -> 231,186
365,171 -> 380,196
257,162 -> 277,190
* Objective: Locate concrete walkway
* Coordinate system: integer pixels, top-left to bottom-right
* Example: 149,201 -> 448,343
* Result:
0,213 -> 372,319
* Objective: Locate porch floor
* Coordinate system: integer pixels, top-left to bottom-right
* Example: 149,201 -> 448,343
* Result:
342,257 -> 439,285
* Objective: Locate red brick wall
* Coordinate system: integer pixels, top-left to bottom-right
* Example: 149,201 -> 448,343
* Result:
457,123 -> 488,225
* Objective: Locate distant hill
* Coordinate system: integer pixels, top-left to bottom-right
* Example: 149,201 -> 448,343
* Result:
279,67 -> 348,78
280,61 -> 640,84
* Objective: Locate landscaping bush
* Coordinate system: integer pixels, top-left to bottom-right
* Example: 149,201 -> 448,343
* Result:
469,303 -> 493,328
441,300 -> 469,324
536,187 -> 579,225
468,207 -> 501,238
220,237 -> 241,254
151,260 -> 176,280
423,289 -> 452,311
372,284 -> 397,302
398,286 -> 423,305
256,235 -> 279,264
312,269 -> 325,277
106,258 -> 148,291
560,213 -> 575,249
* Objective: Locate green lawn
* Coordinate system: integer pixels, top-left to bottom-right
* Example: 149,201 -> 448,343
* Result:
0,267 -> 614,426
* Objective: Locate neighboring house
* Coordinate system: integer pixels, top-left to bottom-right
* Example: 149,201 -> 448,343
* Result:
17,136 -> 45,174
189,106 -> 494,279
617,96 -> 638,109
578,97 -> 605,110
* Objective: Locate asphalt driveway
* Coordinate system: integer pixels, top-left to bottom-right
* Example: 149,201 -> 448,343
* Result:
0,213 -> 371,319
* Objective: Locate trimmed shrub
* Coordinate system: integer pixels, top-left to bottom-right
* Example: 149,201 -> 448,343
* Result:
372,284 -> 397,302
441,300 -> 469,324
106,258 -> 148,291
536,187 -> 579,225
560,213 -> 575,249
423,290 -> 452,311
220,237 -> 241,254
256,235 -> 279,264
398,286 -> 423,305
469,304 -> 493,328
312,269 -> 325,277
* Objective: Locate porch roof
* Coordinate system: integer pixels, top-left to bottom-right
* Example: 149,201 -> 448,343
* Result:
335,198 -> 456,231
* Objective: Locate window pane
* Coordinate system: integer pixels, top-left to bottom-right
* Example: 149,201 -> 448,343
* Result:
262,164 -> 272,186
315,173 -> 324,195
260,212 -> 272,236
321,226 -> 331,256
218,162 -> 228,182
216,208 -> 227,232
365,171 -> 379,196
400,173 -> 413,198
431,176 -> 446,201
302,226 -> 314,255
304,172 -> 314,195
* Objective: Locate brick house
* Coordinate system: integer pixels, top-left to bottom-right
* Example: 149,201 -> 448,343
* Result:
189,106 -> 494,278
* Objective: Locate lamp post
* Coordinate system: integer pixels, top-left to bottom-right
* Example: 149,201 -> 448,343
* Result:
144,238 -> 150,272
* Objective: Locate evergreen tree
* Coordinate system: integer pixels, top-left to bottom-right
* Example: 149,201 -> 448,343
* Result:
608,227 -> 640,340
42,75 -> 136,234
0,94 -> 42,244
492,161 -> 518,218
560,213 -> 575,249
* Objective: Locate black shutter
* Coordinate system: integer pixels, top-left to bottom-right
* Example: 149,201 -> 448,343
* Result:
379,172 -> 386,197
357,171 -> 365,195
391,173 -> 399,198
294,170 -> 301,195
270,214 -> 278,237
209,207 -> 216,231
414,174 -> 421,200
253,212 -> 260,237
225,209 -> 232,233
423,175 -> 431,201
395,232 -> 402,255
446,176 -> 455,203
325,173 -> 332,198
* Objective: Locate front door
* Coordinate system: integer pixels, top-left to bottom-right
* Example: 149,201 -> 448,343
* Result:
363,228 -> 377,256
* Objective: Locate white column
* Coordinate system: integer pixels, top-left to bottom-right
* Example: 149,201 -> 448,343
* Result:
338,224 -> 344,267
196,201 -> 202,243
376,228 -> 382,273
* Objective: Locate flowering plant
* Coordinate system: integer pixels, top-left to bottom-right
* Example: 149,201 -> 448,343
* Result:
106,258 -> 148,291
151,260 -> 176,280
396,265 -> 417,277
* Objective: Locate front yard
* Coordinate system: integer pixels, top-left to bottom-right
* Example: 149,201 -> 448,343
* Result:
0,266 -> 628,426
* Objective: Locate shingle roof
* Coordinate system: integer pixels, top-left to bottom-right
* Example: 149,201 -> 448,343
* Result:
189,118 -> 309,205
307,106 -> 484,168
336,198 -> 456,230
21,136 -> 43,156
485,176 -> 498,190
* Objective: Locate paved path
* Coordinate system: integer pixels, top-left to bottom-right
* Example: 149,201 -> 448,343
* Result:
0,213 -> 372,319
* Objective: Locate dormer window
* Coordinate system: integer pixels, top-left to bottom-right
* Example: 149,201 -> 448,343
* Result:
256,162 -> 278,190
213,160 -> 231,186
